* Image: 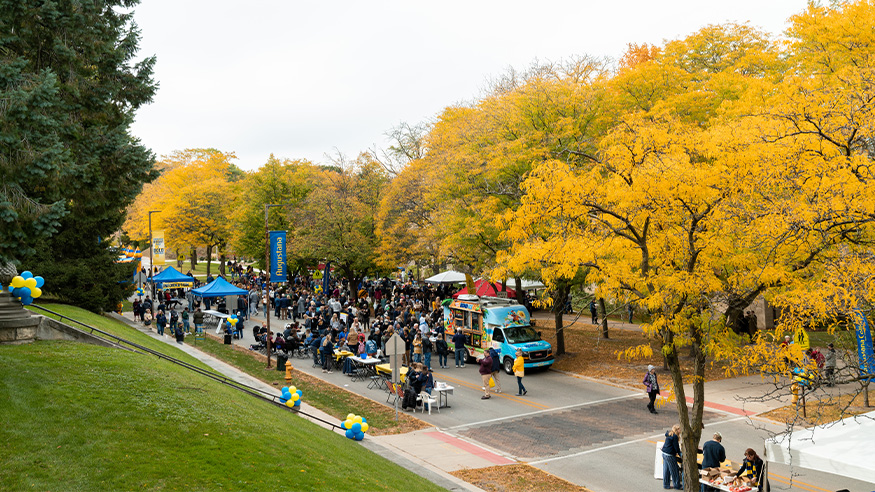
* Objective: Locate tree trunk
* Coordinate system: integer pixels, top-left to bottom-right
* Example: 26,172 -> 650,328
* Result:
514,277 -> 525,305
598,297 -> 609,339
190,246 -> 197,270
552,284 -> 569,356
664,324 -> 707,492
176,248 -> 183,268
206,245 -> 213,276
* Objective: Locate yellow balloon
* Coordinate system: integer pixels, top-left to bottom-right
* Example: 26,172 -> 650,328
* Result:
23,278 -> 37,289
10,276 -> 24,288
285,400 -> 295,408
291,393 -> 299,401
346,413 -> 355,421
31,287 -> 42,299
361,423 -> 369,433
344,419 -> 354,429
289,386 -> 297,393
353,416 -> 362,424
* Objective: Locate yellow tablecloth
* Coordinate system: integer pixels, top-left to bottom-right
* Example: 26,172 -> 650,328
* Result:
333,350 -> 354,361
375,364 -> 408,382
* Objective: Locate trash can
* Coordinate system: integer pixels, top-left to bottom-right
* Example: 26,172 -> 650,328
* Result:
277,354 -> 288,371
224,334 -> 232,345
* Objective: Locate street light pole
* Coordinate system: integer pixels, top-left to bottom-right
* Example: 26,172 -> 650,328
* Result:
148,210 -> 159,301
264,204 -> 283,369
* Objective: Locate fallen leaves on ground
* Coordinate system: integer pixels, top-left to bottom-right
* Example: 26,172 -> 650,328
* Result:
450,464 -> 592,492
537,320 -> 732,388
759,389 -> 875,427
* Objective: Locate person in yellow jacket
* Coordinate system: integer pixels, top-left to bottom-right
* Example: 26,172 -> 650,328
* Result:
513,349 -> 527,396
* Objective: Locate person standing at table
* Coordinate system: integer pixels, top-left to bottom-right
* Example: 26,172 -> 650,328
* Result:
701,432 -> 725,468
513,349 -> 527,395
193,307 -> 204,335
736,448 -> 764,487
661,424 -> 683,490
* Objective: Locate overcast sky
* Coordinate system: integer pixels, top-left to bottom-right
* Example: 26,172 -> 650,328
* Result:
130,1 -> 809,171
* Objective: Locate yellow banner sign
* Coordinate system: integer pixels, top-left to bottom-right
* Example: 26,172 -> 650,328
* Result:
152,230 -> 166,266
161,282 -> 193,288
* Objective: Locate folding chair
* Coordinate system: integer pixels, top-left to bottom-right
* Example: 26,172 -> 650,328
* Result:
416,391 -> 438,415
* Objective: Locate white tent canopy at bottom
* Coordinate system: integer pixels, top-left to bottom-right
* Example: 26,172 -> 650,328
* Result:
765,409 -> 875,485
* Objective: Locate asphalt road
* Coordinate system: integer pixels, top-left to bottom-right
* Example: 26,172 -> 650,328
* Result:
191,310 -> 873,492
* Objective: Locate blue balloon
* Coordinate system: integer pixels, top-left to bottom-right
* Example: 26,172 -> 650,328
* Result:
351,423 -> 361,433
293,400 -> 300,407
296,389 -> 303,396
34,276 -> 44,288
18,287 -> 31,298
345,429 -> 354,439
280,397 -> 288,404
354,431 -> 364,441
340,421 -> 347,429
11,287 -> 21,297
21,271 -> 33,279
20,296 -> 33,306
281,386 -> 289,393
361,418 -> 367,424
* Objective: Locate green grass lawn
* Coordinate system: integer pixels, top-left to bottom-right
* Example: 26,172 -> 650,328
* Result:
0,339 -> 443,491
187,336 -> 429,435
30,303 -> 213,372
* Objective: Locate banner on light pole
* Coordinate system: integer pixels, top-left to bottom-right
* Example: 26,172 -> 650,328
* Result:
269,231 -> 287,282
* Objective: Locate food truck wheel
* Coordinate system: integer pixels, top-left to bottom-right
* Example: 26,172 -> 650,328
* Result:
501,357 -> 513,375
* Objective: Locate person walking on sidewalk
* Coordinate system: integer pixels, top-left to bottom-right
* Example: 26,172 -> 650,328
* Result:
156,311 -> 167,336
320,333 -> 334,373
513,349 -> 527,395
452,330 -> 467,368
643,365 -> 660,414
488,347 -> 502,393
478,352 -> 493,400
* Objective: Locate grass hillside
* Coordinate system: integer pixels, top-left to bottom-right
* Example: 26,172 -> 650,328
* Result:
1,307 -> 443,491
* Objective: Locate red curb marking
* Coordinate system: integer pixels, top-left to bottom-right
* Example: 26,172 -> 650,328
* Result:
429,431 -> 515,465
684,397 -> 755,416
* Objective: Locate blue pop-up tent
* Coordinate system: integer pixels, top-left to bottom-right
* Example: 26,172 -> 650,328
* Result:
191,276 -> 247,298
151,266 -> 194,285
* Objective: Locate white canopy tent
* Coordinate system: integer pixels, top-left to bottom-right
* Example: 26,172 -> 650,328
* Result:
423,270 -> 467,284
765,410 -> 875,485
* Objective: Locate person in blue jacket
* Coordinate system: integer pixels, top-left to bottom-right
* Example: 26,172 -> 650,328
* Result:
451,330 -> 467,368
661,424 -> 682,490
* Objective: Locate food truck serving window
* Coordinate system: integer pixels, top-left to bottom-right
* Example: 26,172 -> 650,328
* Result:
471,312 -> 480,330
453,310 -> 464,328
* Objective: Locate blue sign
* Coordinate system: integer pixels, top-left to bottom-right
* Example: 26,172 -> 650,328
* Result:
269,231 -> 287,282
853,310 -> 875,381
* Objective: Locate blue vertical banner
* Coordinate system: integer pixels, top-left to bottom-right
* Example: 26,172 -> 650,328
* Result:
269,231 -> 287,282
322,262 -> 330,294
852,309 -> 875,381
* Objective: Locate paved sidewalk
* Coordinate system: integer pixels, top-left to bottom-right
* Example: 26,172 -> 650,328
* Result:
112,312 -> 487,492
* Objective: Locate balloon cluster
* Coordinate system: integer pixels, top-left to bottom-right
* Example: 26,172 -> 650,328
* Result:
8,271 -> 44,306
340,413 -> 369,441
136,288 -> 145,297
280,386 -> 302,408
226,314 -> 239,332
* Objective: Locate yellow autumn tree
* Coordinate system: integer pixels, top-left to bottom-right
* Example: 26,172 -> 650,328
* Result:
123,149 -> 240,275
